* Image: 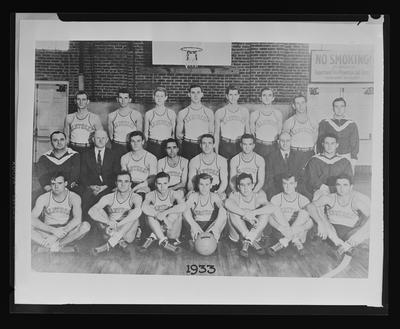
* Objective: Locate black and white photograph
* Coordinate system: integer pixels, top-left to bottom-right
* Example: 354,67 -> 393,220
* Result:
14,16 -> 385,306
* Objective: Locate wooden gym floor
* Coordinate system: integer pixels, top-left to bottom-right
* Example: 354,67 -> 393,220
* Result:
31,171 -> 371,278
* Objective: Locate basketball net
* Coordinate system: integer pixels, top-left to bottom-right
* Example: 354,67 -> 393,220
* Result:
180,47 -> 203,69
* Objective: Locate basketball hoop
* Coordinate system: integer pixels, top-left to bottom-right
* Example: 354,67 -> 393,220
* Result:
180,46 -> 203,69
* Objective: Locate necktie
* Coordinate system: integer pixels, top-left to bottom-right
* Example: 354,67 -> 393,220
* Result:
284,153 -> 289,164
97,150 -> 102,174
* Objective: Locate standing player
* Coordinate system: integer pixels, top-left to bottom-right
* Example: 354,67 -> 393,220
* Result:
144,87 -> 176,159
306,174 -> 370,256
64,90 -> 103,153
157,138 -> 188,193
139,172 -> 186,254
250,87 -> 283,158
187,134 -> 228,200
283,94 -> 318,171
317,97 -> 359,174
229,133 -> 265,193
176,84 -> 214,160
269,173 -> 313,255
31,172 -> 90,253
108,88 -> 143,158
214,85 -> 250,160
183,173 -> 227,250
88,171 -> 142,254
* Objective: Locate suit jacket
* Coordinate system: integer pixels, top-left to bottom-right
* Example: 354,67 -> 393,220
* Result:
80,147 -> 120,188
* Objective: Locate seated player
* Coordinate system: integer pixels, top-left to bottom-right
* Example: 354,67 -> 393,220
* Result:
229,133 -> 265,193
88,171 -> 142,255
306,174 -> 370,256
268,173 -> 313,256
225,173 -> 274,258
139,172 -> 186,254
187,134 -> 228,200
157,138 -> 188,193
31,172 -> 90,253
183,173 -> 227,250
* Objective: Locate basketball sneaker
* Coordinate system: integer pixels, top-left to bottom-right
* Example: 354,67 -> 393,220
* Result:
240,239 -> 251,258
138,233 -> 156,254
251,240 -> 266,256
160,239 -> 182,254
170,238 -> 182,247
267,241 -> 285,257
293,240 -> 306,256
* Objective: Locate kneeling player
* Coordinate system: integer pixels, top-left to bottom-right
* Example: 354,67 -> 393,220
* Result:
31,172 -> 90,253
183,173 -> 227,250
89,171 -> 142,254
139,172 -> 186,254
269,173 -> 313,255
306,174 -> 370,256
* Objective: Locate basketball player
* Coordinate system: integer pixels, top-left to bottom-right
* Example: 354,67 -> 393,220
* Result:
120,131 -> 157,197
183,173 -> 227,249
268,173 -> 313,256
64,90 -> 103,153
250,87 -> 283,158
31,172 -> 90,252
139,172 -> 186,254
176,84 -> 214,160
157,138 -> 188,193
108,88 -> 143,158
225,173 -> 277,258
306,174 -> 370,256
305,133 -> 353,201
88,171 -> 142,254
317,97 -> 359,174
214,85 -> 250,160
283,94 -> 318,170
144,87 -> 176,159
229,133 -> 265,193
187,134 -> 228,200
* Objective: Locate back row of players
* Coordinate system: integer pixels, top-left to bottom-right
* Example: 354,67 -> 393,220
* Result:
32,85 -> 368,258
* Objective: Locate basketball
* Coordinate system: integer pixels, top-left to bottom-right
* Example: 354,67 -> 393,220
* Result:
194,232 -> 218,256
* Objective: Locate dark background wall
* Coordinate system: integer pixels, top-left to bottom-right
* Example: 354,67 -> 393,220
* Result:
35,41 -> 310,112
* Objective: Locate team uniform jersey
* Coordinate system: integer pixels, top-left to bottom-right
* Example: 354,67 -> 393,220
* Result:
69,112 -> 98,144
121,151 -> 157,184
147,189 -> 176,213
107,189 -> 135,222
270,192 -> 309,222
191,193 -> 215,222
147,108 -> 176,141
253,110 -> 281,142
230,191 -> 258,212
325,192 -> 364,227
285,115 -> 317,148
111,109 -> 141,143
182,106 -> 213,140
193,153 -> 225,189
218,106 -> 248,140
231,152 -> 263,185
43,190 -> 73,226
158,156 -> 188,187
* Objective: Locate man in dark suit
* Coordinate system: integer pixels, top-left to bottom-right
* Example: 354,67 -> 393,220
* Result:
265,132 -> 307,200
79,130 -> 120,219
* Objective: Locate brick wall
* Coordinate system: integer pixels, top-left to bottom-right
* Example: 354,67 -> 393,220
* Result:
35,41 -> 310,111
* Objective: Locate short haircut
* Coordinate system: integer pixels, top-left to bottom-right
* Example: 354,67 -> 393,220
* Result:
322,132 -> 339,143
197,173 -> 213,184
155,171 -> 170,182
240,133 -> 256,144
188,84 -> 202,93
116,170 -> 132,181
260,87 -> 274,96
49,130 -> 66,141
292,94 -> 307,103
225,84 -> 240,95
281,172 -> 298,182
199,133 -> 215,144
336,173 -> 353,185
332,97 -> 347,107
236,172 -> 253,185
117,88 -> 131,98
127,131 -> 145,151
49,171 -> 67,182
153,86 -> 168,97
164,138 -> 179,149
75,90 -> 89,99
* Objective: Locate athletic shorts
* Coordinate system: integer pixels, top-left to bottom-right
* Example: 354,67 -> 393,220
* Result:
181,139 -> 201,160
219,139 -> 240,161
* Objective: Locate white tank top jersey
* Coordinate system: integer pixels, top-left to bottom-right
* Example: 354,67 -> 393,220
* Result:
112,110 -> 139,143
149,190 -> 175,212
107,189 -> 134,222
192,194 -> 215,222
254,110 -> 280,142
197,154 -> 221,188
121,151 -> 152,183
235,153 -> 260,184
148,108 -> 175,141
43,190 -> 72,226
288,116 -> 315,148
220,107 -> 247,140
183,106 -> 212,140
236,192 -> 257,211
70,113 -> 96,144
159,156 -> 187,186
326,193 -> 360,227
271,192 -> 309,222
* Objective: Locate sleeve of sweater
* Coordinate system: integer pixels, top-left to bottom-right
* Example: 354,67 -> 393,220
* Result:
307,158 -> 324,192
79,152 -> 89,188
70,153 -> 81,185
317,120 -> 327,154
37,156 -> 50,188
350,122 -> 360,160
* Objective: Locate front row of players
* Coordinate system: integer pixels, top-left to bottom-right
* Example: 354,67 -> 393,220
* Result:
32,169 -> 370,258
